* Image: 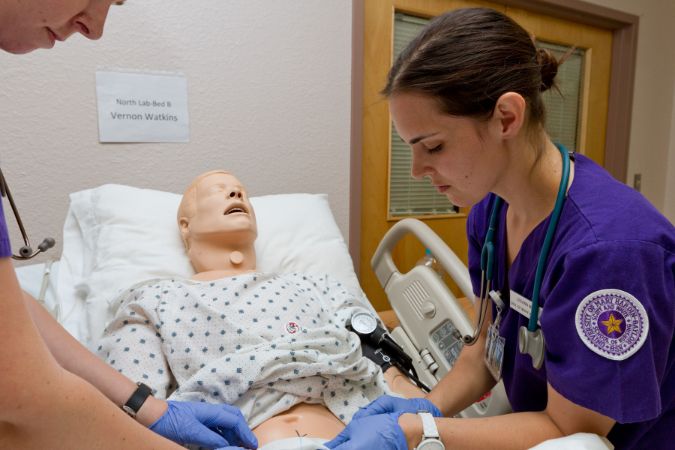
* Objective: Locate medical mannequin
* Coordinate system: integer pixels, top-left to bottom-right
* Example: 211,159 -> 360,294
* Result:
181,171 -> 424,445
98,170 -> 430,449
181,171 -> 346,445
179,171 -> 341,445
0,2 -> 256,449
326,7 -> 674,450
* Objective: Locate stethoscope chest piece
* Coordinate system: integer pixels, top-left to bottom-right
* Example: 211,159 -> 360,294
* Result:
518,326 -> 545,370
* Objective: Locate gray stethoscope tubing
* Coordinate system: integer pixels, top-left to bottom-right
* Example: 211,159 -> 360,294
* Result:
0,167 -> 56,260
465,144 -> 571,370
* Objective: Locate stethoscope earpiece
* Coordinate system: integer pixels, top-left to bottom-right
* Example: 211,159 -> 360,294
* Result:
15,237 -> 56,260
38,237 -> 56,252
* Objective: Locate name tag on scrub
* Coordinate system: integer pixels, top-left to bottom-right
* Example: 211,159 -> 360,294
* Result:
509,290 -> 543,325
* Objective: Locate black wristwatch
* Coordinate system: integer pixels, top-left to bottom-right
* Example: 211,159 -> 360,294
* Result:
122,382 -> 153,417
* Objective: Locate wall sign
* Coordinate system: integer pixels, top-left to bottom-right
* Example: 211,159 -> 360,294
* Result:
96,70 -> 189,143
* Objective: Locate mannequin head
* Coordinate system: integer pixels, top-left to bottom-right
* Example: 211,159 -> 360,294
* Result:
177,170 -> 257,279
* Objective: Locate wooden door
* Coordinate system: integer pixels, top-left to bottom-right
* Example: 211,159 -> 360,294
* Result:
360,0 -> 613,311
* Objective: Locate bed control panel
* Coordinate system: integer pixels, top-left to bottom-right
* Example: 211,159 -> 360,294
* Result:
371,218 -> 510,418
431,320 -> 464,367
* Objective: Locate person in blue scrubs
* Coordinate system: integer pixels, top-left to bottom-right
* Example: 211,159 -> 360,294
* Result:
326,7 -> 674,450
0,2 -> 256,449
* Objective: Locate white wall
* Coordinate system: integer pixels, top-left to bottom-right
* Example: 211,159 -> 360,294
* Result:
0,0 -> 353,264
583,0 -> 675,221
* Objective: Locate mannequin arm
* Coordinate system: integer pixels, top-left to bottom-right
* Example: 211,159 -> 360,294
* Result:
383,366 -> 426,398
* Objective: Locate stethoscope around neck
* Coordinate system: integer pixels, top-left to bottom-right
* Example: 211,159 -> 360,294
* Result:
464,144 -> 571,370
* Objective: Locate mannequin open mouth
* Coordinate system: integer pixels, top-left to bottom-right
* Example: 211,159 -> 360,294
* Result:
224,205 -> 248,215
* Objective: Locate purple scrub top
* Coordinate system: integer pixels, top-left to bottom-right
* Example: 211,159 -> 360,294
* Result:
467,154 -> 675,449
0,198 -> 11,258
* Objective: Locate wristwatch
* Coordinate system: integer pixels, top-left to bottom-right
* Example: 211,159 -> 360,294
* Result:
414,411 -> 445,450
122,382 -> 153,417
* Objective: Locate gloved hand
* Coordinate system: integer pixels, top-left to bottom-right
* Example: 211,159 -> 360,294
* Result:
324,412 -> 407,450
149,400 -> 258,449
352,395 -> 443,421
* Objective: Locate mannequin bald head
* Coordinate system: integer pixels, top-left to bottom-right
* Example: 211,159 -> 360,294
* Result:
177,171 -> 257,279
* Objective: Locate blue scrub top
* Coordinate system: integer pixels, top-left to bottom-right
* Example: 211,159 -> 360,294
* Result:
0,198 -> 11,257
467,154 -> 675,449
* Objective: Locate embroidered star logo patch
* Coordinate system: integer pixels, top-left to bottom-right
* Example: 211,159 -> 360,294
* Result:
575,289 -> 649,361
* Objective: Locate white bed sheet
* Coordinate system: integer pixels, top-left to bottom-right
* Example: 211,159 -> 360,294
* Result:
15,260 -> 89,342
15,260 -> 58,303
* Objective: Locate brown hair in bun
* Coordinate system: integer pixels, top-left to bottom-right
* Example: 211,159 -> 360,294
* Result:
537,47 -> 560,92
383,7 -> 566,130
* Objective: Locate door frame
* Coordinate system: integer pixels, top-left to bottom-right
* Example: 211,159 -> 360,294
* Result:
349,0 -> 639,271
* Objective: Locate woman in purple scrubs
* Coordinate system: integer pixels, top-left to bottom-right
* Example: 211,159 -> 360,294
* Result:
0,2 -> 256,449
326,7 -> 674,450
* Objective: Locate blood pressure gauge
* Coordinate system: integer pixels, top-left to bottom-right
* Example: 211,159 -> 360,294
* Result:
349,311 -> 378,336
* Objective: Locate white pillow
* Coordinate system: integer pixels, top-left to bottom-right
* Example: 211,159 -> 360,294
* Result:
60,184 -> 361,347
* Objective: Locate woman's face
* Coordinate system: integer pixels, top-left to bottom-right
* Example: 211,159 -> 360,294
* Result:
389,92 -> 506,208
0,0 -> 118,54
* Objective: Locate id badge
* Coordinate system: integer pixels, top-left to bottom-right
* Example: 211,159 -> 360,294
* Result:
484,320 -> 505,381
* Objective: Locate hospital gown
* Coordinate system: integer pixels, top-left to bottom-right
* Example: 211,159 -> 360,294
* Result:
97,273 -> 389,428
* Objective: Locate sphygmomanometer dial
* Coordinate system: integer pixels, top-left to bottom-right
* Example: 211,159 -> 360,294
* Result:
350,311 -> 378,335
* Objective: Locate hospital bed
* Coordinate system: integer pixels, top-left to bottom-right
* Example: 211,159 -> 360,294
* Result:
14,182 -> 612,450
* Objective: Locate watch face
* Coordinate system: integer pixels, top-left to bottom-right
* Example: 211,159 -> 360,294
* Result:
418,438 -> 445,450
351,312 -> 377,334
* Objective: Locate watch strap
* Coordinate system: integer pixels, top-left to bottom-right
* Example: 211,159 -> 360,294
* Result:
122,382 -> 153,417
419,411 -> 440,439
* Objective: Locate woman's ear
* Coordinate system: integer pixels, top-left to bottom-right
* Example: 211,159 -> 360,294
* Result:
491,92 -> 526,140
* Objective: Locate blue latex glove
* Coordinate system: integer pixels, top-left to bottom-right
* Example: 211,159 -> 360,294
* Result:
150,400 -> 258,449
352,395 -> 443,421
324,412 -> 407,450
